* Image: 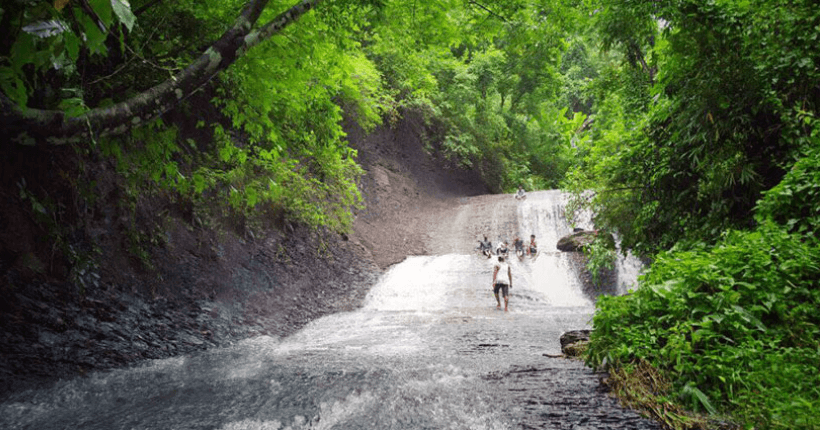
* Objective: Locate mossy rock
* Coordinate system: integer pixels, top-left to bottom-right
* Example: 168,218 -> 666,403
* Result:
563,341 -> 589,358
557,230 -> 615,252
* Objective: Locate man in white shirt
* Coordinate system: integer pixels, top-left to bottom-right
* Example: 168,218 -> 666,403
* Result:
492,255 -> 513,312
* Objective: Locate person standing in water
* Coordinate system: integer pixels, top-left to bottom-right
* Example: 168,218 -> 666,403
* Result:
492,255 -> 512,312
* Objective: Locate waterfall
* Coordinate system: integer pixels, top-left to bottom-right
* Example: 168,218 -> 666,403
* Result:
615,250 -> 644,294
0,190 -> 659,430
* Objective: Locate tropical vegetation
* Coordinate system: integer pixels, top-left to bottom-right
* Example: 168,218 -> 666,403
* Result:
572,1 -> 820,428
2,0 -> 818,428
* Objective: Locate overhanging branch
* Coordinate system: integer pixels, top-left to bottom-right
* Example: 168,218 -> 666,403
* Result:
467,0 -> 508,22
1,0 -> 322,146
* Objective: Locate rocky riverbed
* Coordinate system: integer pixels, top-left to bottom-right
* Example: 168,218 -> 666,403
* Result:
1,111 -> 660,430
0,111 -> 487,398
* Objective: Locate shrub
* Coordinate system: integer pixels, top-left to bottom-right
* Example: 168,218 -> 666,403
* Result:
587,226 -> 820,428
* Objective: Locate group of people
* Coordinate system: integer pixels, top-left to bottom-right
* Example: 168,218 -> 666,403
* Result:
477,185 -> 534,312
477,233 -> 538,312
477,234 -> 537,259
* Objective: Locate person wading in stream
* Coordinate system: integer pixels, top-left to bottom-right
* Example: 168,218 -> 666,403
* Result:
492,255 -> 512,311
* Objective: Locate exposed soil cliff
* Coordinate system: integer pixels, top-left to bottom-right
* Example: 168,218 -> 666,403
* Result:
0,110 -> 489,398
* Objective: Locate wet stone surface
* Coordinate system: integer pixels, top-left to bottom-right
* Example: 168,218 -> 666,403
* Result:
2,243 -> 663,429
1,115 -> 660,428
0,229 -> 381,399
488,360 -> 661,429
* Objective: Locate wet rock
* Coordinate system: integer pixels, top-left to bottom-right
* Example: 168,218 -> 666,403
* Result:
74,315 -> 97,330
38,331 -> 60,348
488,360 -> 661,429
557,230 -> 615,252
560,329 -> 591,357
0,112 -> 467,400
132,340 -> 149,350
563,341 -> 589,357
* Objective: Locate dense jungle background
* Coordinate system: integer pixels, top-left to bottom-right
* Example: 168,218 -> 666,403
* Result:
1,0 -> 818,428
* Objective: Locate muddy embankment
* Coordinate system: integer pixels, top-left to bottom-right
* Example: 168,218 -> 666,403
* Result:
0,110 -> 489,398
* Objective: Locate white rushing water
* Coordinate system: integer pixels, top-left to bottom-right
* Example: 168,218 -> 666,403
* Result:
0,191 -> 652,430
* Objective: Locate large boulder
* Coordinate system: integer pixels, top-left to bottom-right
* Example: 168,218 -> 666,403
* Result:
560,329 -> 591,357
556,230 -> 615,252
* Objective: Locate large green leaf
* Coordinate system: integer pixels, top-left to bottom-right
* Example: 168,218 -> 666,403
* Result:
111,0 -> 137,31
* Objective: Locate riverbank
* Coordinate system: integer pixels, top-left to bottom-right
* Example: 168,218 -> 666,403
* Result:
3,190 -> 663,430
0,110 -> 489,398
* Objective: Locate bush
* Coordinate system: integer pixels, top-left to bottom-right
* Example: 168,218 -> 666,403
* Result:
755,136 -> 820,238
587,226 -> 820,429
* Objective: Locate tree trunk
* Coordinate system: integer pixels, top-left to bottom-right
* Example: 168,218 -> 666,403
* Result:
0,0 -> 321,146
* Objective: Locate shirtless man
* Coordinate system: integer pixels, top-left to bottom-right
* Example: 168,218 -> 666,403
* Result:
477,236 -> 493,258
527,234 -> 538,256
492,255 -> 513,312
513,236 -> 524,257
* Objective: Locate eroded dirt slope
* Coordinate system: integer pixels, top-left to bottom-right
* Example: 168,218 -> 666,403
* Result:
0,110 -> 489,397
346,112 -> 489,268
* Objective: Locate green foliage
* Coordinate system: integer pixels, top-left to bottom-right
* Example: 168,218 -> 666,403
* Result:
587,226 -> 820,428
359,0 -> 589,192
604,358 -> 713,429
2,0 -> 595,227
209,4 -> 377,232
3,0 -> 376,240
583,234 -> 616,288
576,3 -> 820,426
566,0 -> 820,257
558,38 -> 597,116
755,128 -> 820,238
0,0 -> 138,107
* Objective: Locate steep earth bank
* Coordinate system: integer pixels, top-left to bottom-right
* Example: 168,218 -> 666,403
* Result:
0,110 -> 489,398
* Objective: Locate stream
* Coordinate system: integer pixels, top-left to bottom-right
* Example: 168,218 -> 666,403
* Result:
0,191 -> 659,429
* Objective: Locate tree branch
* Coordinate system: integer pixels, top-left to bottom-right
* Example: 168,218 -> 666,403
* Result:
467,0 -> 508,22
79,0 -> 108,34
628,39 -> 655,85
1,0 -> 322,146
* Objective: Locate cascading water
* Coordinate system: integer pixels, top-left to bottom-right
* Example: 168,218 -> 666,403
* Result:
615,250 -> 644,295
0,191 -> 658,429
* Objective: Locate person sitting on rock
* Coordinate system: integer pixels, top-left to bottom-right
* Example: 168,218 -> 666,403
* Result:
527,234 -> 538,256
477,235 -> 493,257
515,185 -> 526,200
495,241 -> 509,256
513,236 -> 525,256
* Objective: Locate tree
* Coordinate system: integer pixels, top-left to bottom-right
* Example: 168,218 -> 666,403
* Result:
569,0 -> 819,255
1,0 -> 322,145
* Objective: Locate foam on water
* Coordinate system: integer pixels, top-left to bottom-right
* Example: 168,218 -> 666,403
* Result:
0,191 -> 651,430
363,254 -> 473,312
615,250 -> 644,294
527,253 -> 592,307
